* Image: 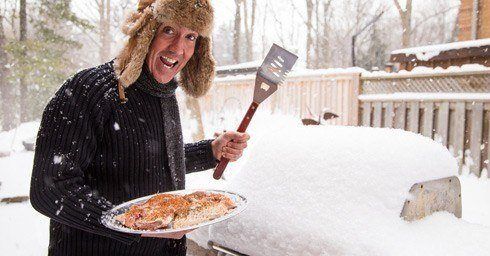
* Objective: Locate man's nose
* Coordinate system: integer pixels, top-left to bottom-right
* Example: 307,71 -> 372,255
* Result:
167,36 -> 185,56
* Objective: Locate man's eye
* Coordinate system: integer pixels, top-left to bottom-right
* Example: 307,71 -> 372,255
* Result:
187,35 -> 197,41
163,27 -> 175,35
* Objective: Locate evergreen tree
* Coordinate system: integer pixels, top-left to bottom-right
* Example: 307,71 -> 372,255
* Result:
4,0 -> 92,123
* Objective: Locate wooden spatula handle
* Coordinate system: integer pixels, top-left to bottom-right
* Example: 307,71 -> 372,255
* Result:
213,102 -> 259,180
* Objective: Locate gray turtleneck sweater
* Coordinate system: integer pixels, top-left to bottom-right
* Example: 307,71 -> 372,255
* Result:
30,61 -> 217,256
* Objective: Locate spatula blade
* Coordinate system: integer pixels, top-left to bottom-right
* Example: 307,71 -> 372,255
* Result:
259,44 -> 298,85
254,44 -> 298,103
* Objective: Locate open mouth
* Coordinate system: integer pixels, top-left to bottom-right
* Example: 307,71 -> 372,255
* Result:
160,56 -> 179,69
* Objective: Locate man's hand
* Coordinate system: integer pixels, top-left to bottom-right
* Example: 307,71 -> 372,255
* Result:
141,229 -> 194,239
211,131 -> 250,161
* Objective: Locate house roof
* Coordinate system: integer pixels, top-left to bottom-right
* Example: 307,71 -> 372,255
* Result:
390,38 -> 490,62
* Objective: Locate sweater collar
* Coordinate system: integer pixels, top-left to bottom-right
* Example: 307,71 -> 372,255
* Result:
134,64 -> 178,98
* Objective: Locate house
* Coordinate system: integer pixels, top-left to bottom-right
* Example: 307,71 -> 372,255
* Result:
389,39 -> 490,71
458,0 -> 490,41
389,0 -> 490,72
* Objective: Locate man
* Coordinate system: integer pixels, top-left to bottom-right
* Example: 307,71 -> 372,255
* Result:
30,0 -> 249,255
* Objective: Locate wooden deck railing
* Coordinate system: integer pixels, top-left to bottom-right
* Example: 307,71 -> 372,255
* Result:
201,72 -> 361,126
198,69 -> 490,177
359,94 -> 490,176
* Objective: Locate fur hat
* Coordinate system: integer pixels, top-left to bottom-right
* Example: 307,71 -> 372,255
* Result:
115,0 -> 215,102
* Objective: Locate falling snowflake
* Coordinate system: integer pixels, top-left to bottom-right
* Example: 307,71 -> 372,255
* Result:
53,155 -> 63,164
114,122 -> 120,131
56,205 -> 64,215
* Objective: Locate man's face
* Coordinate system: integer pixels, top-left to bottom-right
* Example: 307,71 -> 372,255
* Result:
145,23 -> 198,84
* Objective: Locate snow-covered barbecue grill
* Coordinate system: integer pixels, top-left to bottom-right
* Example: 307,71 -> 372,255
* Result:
188,125 -> 490,255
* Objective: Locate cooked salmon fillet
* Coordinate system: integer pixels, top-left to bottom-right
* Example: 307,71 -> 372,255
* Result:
116,192 -> 236,230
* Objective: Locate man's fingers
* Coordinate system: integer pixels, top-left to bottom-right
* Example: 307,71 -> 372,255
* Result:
224,132 -> 250,142
141,233 -> 182,239
141,229 -> 193,239
223,146 -> 241,156
226,141 -> 248,150
223,152 -> 242,162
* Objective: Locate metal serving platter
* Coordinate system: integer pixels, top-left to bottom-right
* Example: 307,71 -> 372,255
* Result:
101,189 -> 247,234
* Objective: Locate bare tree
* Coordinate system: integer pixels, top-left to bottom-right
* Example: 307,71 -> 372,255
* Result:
393,0 -> 412,47
243,0 -> 256,61
185,97 -> 205,141
19,0 -> 27,122
450,7 -> 460,42
0,5 -> 14,131
76,0 -> 128,65
96,0 -> 111,63
319,0 -> 332,68
314,0 -> 320,68
305,0 -> 313,68
411,3 -> 458,45
261,0 -> 268,58
233,0 -> 242,63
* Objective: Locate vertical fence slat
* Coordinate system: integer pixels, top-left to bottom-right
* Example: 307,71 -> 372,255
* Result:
436,102 -> 450,146
422,102 -> 434,138
395,102 -> 406,129
373,102 -> 382,127
337,80 -> 343,126
408,102 -> 420,133
487,105 -> 490,175
470,103 -> 484,176
351,74 -> 361,126
343,79 -> 351,126
362,102 -> 371,127
453,102 -> 466,172
384,102 -> 394,128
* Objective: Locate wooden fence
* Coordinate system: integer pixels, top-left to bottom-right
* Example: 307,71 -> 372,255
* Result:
361,70 -> 490,94
359,95 -> 490,176
200,70 -> 490,177
201,72 -> 361,126
360,71 -> 490,177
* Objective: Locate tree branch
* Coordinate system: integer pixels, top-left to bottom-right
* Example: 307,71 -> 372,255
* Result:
392,0 -> 404,18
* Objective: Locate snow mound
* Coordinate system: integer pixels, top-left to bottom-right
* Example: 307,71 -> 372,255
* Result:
203,126 -> 490,255
0,121 -> 40,153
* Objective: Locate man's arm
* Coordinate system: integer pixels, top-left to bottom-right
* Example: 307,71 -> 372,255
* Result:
29,70 -> 139,244
184,139 -> 218,174
184,132 -> 250,174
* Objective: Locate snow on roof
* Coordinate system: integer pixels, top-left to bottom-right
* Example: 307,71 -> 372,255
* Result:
190,125 -> 490,255
214,64 -> 490,82
362,64 -> 490,78
215,67 -> 365,82
391,38 -> 490,61
359,93 -> 490,101
216,60 -> 262,71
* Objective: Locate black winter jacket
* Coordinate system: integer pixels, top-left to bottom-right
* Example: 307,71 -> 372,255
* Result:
30,61 -> 217,256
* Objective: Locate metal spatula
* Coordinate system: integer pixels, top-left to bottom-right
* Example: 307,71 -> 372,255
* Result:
213,44 -> 298,180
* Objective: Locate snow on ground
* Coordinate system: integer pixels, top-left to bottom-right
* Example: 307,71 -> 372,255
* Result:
0,152 -> 36,198
0,202 -> 50,255
0,121 -> 39,153
459,173 -> 490,227
1,117 -> 490,255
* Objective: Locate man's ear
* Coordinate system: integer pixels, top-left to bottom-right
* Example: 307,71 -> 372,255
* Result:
179,36 -> 216,98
